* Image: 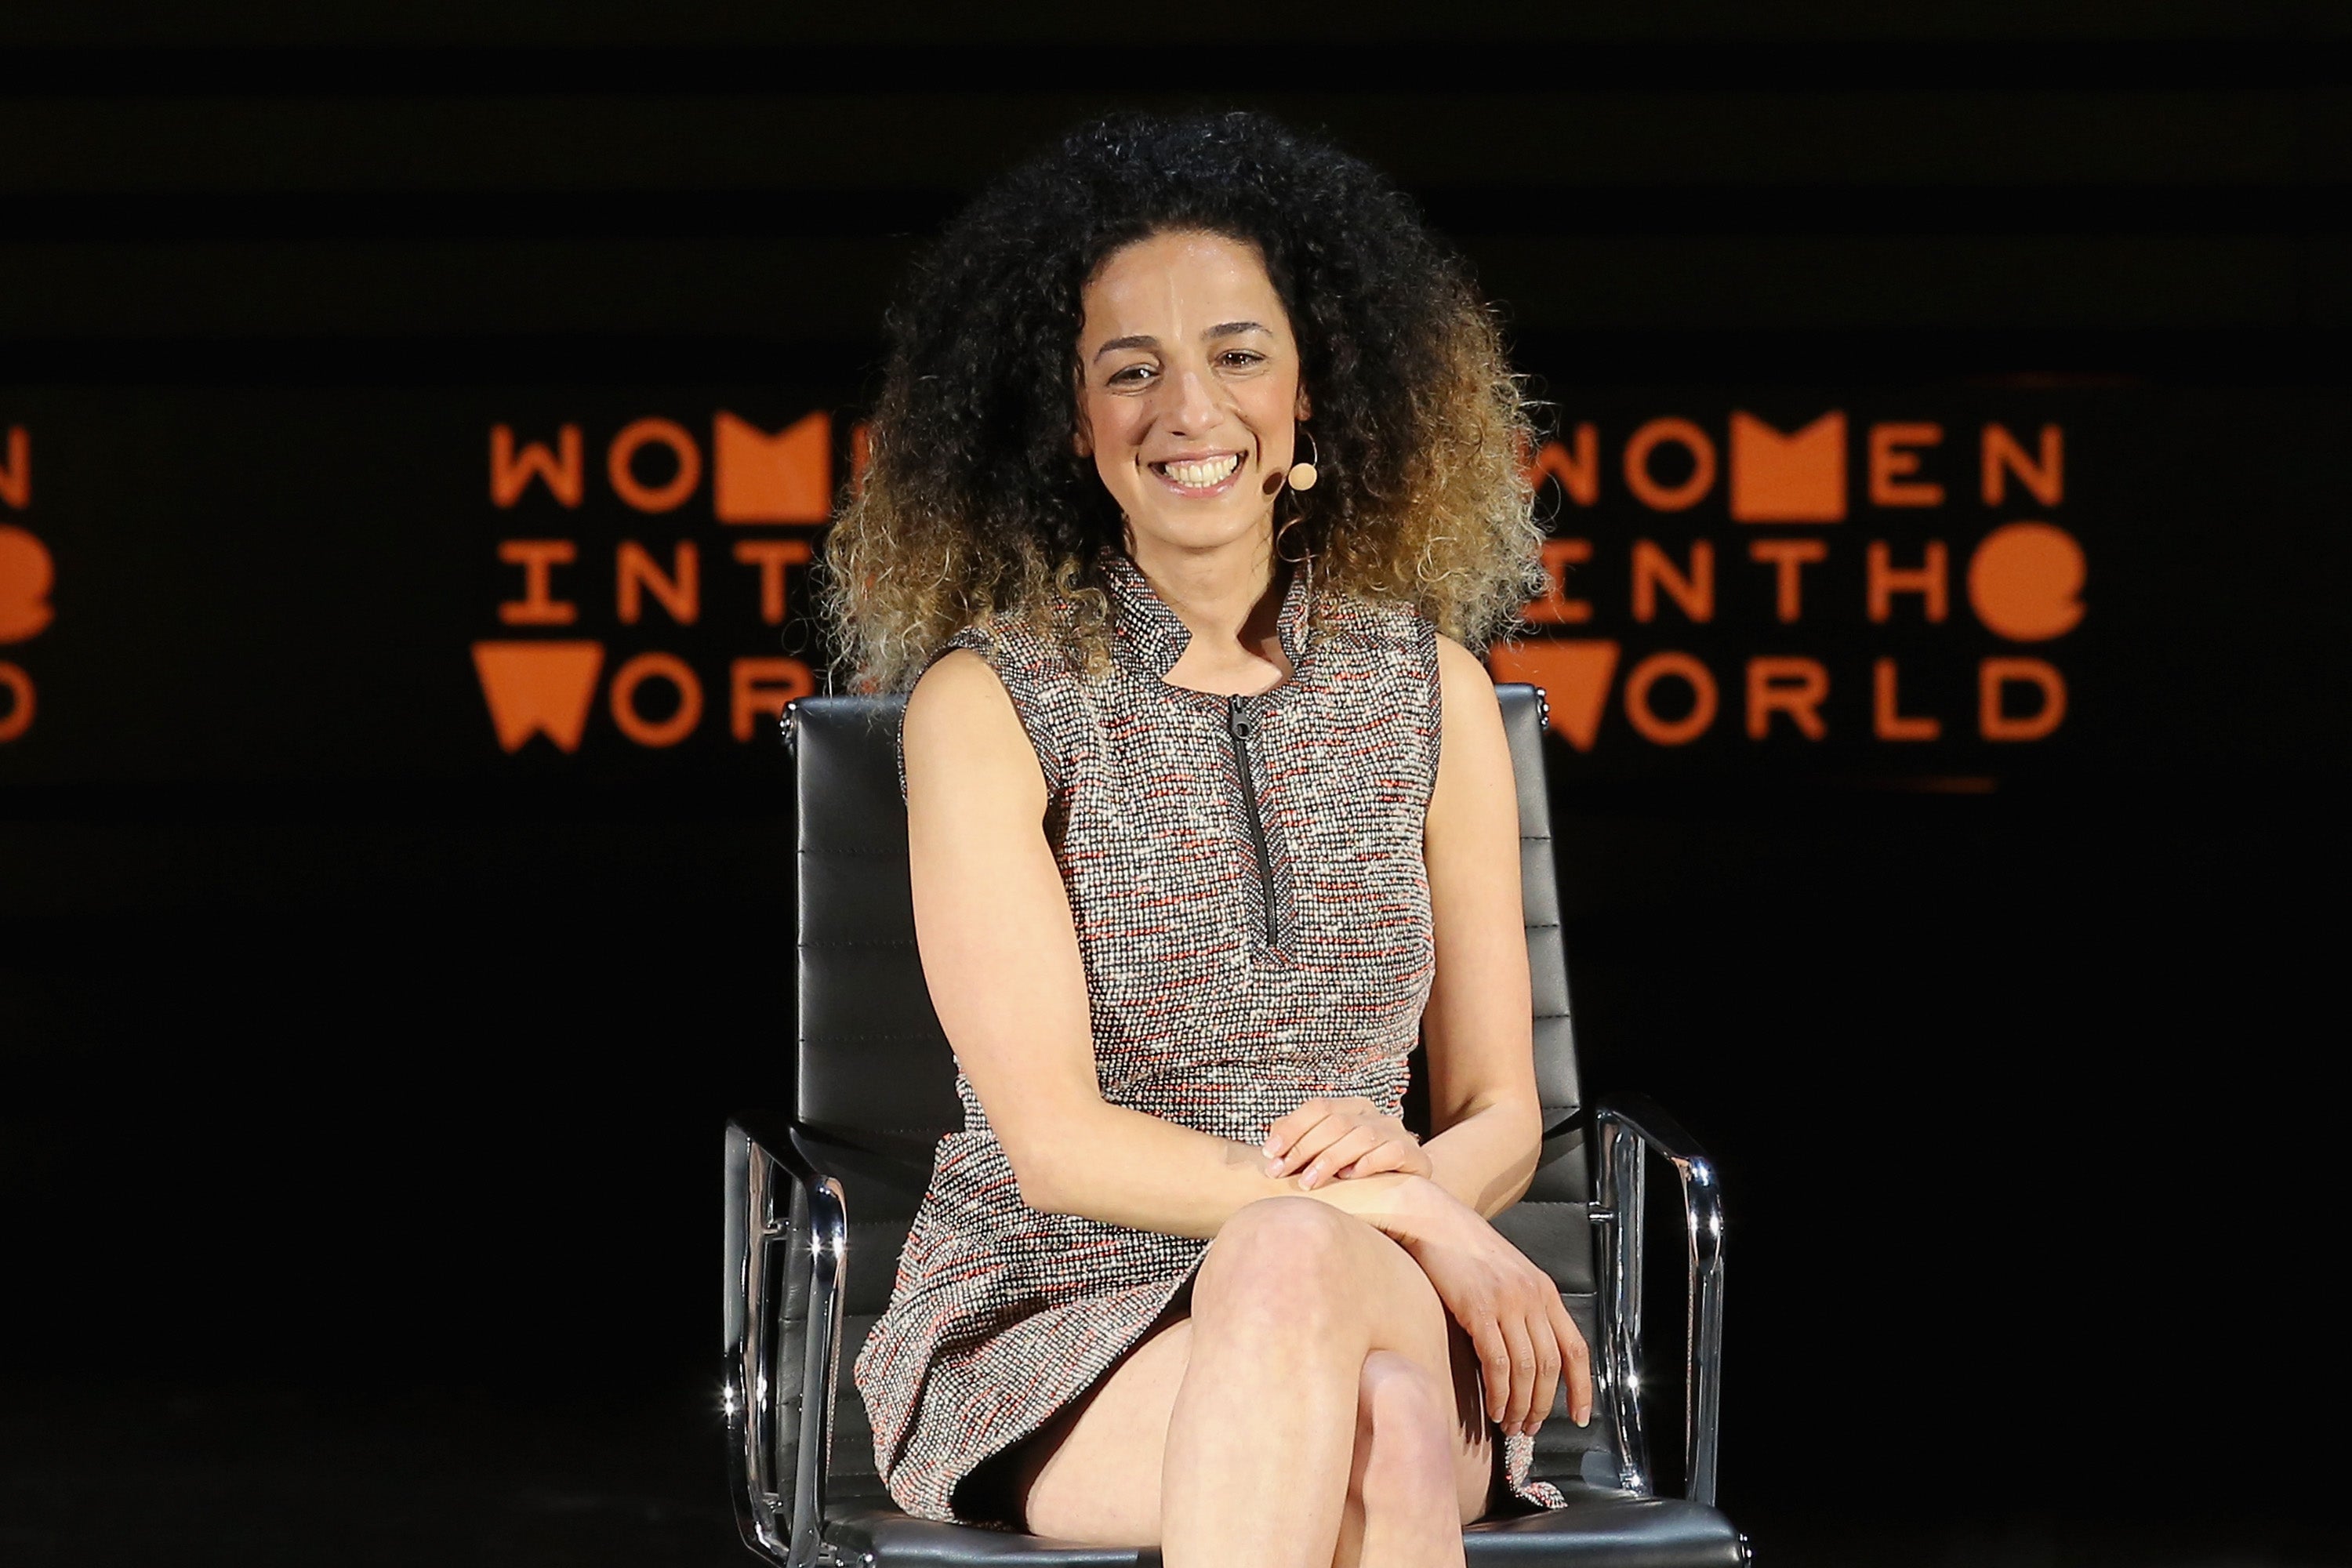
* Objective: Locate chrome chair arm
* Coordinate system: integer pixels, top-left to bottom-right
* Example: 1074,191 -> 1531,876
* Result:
1592,1093 -> 1727,1508
725,1111 -> 850,1568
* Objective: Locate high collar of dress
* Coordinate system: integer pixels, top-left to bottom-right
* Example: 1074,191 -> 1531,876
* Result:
1098,547 -> 1312,682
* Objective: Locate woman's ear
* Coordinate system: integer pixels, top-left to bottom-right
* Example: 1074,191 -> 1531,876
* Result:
1295,387 -> 1313,421
1072,394 -> 1094,458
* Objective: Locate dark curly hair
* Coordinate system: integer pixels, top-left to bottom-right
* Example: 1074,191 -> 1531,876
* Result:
826,109 -> 1543,691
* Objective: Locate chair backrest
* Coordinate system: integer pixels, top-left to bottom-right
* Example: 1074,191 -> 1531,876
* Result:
786,683 -> 1604,1499
790,686 -> 1581,1141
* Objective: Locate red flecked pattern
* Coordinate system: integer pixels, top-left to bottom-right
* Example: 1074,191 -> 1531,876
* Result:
854,548 -> 1565,1523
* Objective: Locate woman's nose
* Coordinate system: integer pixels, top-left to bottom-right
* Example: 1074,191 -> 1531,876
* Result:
1160,364 -> 1222,431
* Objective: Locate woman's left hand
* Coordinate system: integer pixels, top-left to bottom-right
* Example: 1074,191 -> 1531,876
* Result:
1262,1096 -> 1433,1188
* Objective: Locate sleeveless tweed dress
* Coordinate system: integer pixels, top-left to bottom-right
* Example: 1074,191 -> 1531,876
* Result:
850,548 -> 1570,1525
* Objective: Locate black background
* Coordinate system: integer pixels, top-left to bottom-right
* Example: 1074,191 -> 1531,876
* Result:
3,5 -> 2348,1565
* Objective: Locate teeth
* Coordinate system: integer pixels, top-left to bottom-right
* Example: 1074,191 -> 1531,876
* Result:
1159,454 -> 1240,488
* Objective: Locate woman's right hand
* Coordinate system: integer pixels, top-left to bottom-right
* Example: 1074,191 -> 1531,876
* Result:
1383,1179 -> 1592,1438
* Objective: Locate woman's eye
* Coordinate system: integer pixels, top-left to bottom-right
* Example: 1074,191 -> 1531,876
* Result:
1107,365 -> 1155,387
1220,351 -> 1265,368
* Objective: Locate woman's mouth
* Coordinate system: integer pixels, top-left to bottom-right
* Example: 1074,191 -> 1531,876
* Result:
1148,452 -> 1243,494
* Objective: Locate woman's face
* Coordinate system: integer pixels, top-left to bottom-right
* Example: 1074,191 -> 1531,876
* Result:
1074,229 -> 1310,562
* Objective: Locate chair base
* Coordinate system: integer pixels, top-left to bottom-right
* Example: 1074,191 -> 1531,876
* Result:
819,1487 -> 1746,1568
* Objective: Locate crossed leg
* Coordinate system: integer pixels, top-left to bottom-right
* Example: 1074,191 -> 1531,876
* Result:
1005,1196 -> 1497,1567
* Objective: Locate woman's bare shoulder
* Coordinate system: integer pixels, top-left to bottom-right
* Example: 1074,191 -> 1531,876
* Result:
1432,633 -> 1504,728
1432,631 -> 1494,688
903,648 -> 1044,801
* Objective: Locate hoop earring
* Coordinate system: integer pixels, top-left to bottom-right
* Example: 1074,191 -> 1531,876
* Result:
1286,426 -> 1320,492
1274,508 -> 1312,566
1275,426 -> 1320,571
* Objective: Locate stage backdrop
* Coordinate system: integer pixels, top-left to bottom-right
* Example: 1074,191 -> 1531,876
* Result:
0,386 -> 2300,788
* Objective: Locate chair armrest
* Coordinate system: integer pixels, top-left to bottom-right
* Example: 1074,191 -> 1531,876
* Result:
725,1111 -> 851,1568
1592,1093 -> 1726,1508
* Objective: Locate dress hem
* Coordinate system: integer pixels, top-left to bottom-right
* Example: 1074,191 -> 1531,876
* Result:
885,1250 -> 1211,1527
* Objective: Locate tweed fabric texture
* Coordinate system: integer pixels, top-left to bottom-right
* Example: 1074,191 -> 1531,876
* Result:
851,548 -> 1569,1524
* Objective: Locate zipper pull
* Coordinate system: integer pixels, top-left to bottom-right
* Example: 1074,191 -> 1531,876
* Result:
1229,695 -> 1255,739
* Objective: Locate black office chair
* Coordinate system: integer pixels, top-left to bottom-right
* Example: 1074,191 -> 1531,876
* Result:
726,685 -> 1743,1567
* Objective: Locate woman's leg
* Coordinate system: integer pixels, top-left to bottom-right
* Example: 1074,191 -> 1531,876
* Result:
1015,1196 -> 1494,1563
1332,1350 -> 1472,1568
1160,1196 -> 1486,1568
1009,1308 -> 1195,1540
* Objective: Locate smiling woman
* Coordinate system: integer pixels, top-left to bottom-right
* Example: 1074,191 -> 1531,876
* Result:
824,111 -> 1577,1568
826,110 -> 1543,692
1069,229 -> 1319,692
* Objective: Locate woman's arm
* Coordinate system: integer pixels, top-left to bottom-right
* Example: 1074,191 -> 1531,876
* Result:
902,648 -> 1447,1241
1260,642 -> 1544,1206
1415,634 -> 1546,1219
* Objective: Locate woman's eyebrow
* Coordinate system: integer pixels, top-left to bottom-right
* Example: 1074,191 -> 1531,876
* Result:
1091,321 -> 1274,362
1092,334 -> 1159,361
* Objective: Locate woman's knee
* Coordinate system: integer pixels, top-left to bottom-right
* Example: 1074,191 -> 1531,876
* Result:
1194,1198 -> 1454,1376
1193,1196 -> 1361,1327
1351,1351 -> 1457,1504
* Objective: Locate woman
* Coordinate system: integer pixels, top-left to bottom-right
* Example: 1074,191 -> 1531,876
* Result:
828,111 -> 1592,1568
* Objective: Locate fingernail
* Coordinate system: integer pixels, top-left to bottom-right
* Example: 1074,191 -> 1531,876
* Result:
1575,1410 -> 1590,1428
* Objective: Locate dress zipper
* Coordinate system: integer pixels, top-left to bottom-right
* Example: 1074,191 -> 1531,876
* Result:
1226,695 -> 1279,946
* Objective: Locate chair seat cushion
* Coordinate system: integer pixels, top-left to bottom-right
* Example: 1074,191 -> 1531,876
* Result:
823,1487 -> 1744,1568
1460,1492 -> 1746,1566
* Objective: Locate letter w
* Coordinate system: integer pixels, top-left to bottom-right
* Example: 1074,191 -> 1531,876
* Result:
491,425 -> 583,508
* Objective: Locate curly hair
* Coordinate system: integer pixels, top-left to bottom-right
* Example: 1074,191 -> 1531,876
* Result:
824,109 -> 1544,691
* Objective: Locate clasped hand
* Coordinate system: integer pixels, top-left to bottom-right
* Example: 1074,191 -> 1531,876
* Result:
1259,1097 -> 1593,1437
1260,1094 -> 1432,1186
